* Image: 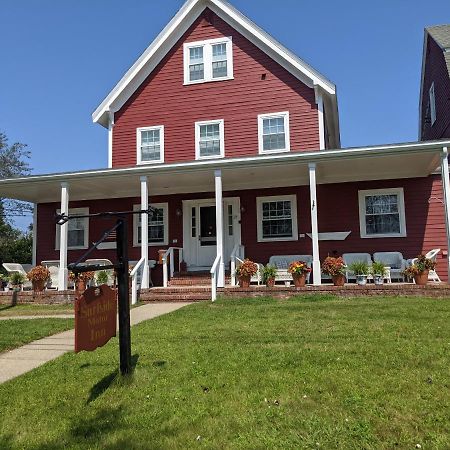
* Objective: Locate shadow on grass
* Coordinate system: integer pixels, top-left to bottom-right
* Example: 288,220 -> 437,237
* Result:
86,354 -> 139,404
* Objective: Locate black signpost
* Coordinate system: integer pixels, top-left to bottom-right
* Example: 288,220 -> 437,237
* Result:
56,209 -> 153,375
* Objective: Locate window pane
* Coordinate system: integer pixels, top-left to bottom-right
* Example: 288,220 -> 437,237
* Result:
189,63 -> 204,81
199,123 -> 221,157
141,129 -> 161,161
212,60 -> 228,78
212,43 -> 226,60
68,230 -> 84,247
364,194 -> 401,235
261,200 -> 293,239
189,46 -> 203,63
137,207 -> 165,244
262,117 -> 286,151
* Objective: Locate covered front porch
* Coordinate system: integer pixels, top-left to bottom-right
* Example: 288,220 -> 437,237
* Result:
1,140 -> 450,296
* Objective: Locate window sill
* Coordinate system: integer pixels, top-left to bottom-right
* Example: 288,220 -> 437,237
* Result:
133,242 -> 168,248
258,148 -> 290,155
195,154 -> 225,161
183,76 -> 234,86
360,233 -> 407,239
257,236 -> 298,243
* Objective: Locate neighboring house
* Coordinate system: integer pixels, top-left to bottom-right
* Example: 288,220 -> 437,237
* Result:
1,0 -> 450,289
419,25 -> 450,140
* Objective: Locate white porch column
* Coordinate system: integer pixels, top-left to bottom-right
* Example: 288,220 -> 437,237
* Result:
215,169 -> 225,287
440,147 -> 450,283
140,176 -> 150,289
32,204 -> 37,266
308,163 -> 321,285
58,182 -> 69,291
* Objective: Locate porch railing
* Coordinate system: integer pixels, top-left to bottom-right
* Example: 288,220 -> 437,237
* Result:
130,257 -> 145,305
210,254 -> 222,302
162,247 -> 183,287
230,244 -> 245,286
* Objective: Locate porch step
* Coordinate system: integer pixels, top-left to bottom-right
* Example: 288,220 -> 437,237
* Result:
140,286 -> 215,302
168,271 -> 230,286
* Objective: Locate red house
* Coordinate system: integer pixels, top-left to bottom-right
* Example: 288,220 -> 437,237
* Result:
1,0 -> 450,294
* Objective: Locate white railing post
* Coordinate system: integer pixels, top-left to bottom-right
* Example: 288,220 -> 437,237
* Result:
58,182 -> 69,291
214,169 -> 225,287
140,176 -> 150,289
130,257 -> 145,305
440,147 -> 450,283
170,248 -> 175,277
163,255 -> 168,288
231,256 -> 236,286
309,163 -> 321,285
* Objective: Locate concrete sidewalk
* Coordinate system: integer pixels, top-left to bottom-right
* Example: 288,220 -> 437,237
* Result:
0,302 -> 190,384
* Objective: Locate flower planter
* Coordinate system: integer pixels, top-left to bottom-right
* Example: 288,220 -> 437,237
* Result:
414,270 -> 429,286
76,280 -> 87,293
292,273 -> 306,288
373,274 -> 384,285
238,275 -> 251,288
32,280 -> 46,293
265,278 -> 275,288
331,274 -> 346,286
355,275 -> 368,286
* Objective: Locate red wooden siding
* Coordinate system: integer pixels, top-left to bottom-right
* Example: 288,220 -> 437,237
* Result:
421,35 -> 450,140
112,9 -> 319,167
36,175 -> 448,283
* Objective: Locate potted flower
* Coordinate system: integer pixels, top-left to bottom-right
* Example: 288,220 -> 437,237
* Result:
27,265 -> 50,293
322,256 -> 346,286
370,262 -> 386,285
262,264 -> 277,287
288,261 -> 311,287
96,270 -> 109,286
9,272 -> 26,291
348,261 -> 370,285
403,255 -> 436,286
69,271 -> 95,293
235,259 -> 258,288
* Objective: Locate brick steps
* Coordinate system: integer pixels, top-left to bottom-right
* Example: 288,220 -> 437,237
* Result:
168,271 -> 230,286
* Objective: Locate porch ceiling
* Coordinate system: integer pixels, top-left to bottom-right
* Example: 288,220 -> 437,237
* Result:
0,140 -> 447,203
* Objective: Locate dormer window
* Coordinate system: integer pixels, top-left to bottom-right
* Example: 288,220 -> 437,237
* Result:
184,37 -> 233,84
429,82 -> 436,125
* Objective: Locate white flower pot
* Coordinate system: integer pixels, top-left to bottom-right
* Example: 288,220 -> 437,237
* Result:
373,274 -> 384,285
356,275 -> 368,285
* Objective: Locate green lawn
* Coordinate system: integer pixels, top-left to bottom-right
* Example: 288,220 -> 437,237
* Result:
0,296 -> 449,449
0,318 -> 74,353
0,303 -> 74,317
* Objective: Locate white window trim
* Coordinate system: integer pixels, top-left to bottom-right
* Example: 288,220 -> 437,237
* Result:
358,188 -> 407,239
55,207 -> 89,250
133,203 -> 169,247
183,36 -> 234,85
429,82 -> 436,126
256,194 -> 298,242
195,119 -> 225,160
257,111 -> 291,154
136,125 -> 164,165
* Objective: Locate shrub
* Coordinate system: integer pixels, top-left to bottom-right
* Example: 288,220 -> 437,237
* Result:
371,261 -> 387,276
10,272 -> 26,285
96,270 -> 109,285
348,261 -> 369,276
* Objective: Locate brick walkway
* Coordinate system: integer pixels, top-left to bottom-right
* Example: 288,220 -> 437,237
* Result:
0,302 -> 191,384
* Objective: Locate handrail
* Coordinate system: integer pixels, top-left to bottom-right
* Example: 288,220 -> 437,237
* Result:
230,244 -> 245,286
210,254 -> 221,302
130,257 -> 145,305
162,247 -> 183,287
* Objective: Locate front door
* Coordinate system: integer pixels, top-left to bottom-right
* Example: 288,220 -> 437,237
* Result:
183,198 -> 241,270
198,204 -> 217,266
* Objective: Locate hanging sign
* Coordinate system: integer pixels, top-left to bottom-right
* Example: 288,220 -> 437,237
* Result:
75,285 -> 117,353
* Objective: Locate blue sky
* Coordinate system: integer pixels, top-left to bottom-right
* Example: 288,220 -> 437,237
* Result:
1,0 -> 449,228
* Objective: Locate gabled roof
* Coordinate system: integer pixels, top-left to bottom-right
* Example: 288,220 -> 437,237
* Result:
92,0 -> 337,129
419,25 -> 450,139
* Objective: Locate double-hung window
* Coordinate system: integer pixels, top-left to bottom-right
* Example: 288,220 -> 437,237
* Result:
258,112 -> 290,154
195,119 -> 224,159
184,37 -> 233,84
133,203 -> 168,246
256,195 -> 298,242
358,188 -> 406,238
429,82 -> 436,125
137,126 -> 164,164
55,207 -> 89,250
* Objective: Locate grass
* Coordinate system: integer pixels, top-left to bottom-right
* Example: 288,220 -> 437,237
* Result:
0,295 -> 449,449
0,318 -> 74,353
0,303 -> 74,317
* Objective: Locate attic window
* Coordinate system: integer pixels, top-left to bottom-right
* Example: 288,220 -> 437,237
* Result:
184,37 -> 233,84
429,82 -> 436,125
